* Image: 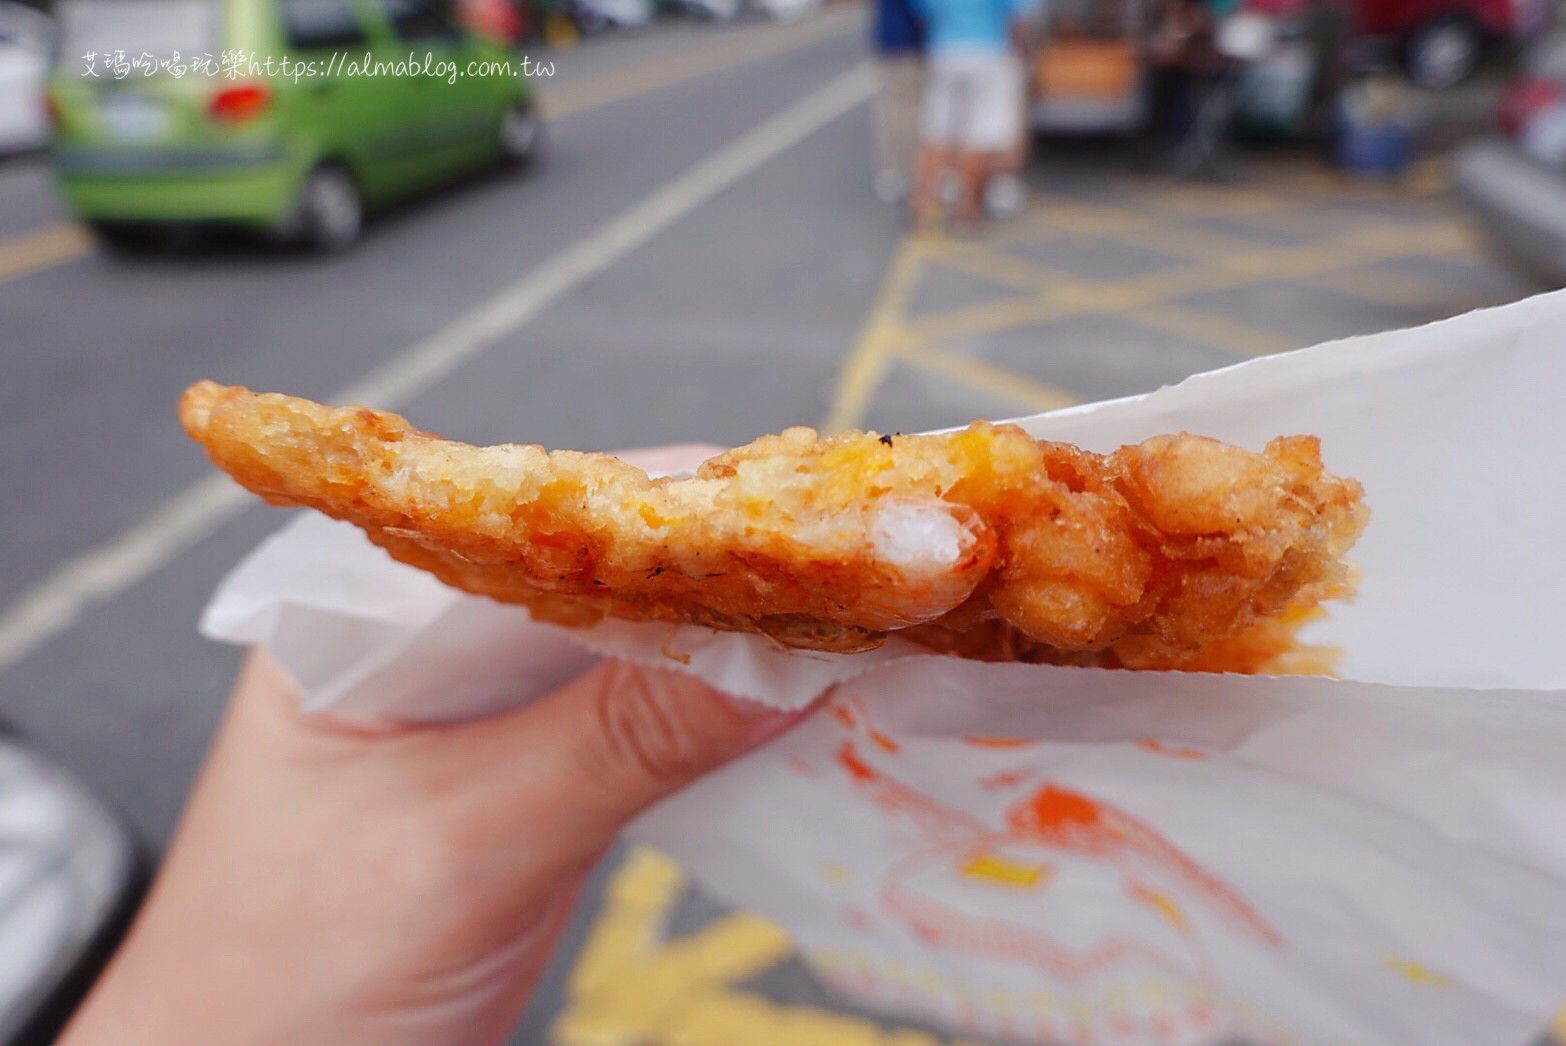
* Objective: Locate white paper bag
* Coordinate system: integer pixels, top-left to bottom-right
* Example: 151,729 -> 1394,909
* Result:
200,292 -> 1566,1045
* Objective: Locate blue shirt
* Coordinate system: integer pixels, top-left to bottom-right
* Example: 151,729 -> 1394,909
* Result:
872,0 -> 924,55
913,0 -> 1032,54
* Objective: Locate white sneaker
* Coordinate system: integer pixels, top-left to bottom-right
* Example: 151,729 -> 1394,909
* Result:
985,174 -> 1027,219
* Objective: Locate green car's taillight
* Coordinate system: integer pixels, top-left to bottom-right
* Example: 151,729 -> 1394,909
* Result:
209,83 -> 272,124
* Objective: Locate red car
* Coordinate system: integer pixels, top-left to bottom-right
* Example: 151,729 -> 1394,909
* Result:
1358,0 -> 1554,87
457,0 -> 530,42
1245,0 -> 1551,88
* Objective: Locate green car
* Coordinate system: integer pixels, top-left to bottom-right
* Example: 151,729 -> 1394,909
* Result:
49,0 -> 543,251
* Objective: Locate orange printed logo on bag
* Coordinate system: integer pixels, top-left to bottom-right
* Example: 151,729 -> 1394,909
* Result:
827,736 -> 1281,1040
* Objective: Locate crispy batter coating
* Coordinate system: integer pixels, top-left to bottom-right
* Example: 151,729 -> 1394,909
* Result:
903,606 -> 1342,675
180,381 -> 1367,667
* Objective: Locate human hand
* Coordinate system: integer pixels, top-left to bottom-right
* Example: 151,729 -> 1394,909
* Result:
64,445 -> 811,1046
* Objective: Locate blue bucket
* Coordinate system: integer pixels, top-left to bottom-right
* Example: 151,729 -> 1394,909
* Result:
1336,122 -> 1415,174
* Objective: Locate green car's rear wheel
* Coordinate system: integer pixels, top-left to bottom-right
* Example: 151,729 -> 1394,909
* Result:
499,102 -> 545,169
293,163 -> 364,252
87,221 -> 165,255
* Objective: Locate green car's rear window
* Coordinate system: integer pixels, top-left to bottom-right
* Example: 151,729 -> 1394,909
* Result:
280,0 -> 370,49
58,0 -> 218,59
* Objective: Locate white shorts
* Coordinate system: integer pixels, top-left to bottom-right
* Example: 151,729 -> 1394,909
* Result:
920,52 -> 1025,153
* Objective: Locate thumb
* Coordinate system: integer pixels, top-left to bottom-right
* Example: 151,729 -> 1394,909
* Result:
485,660 -> 809,864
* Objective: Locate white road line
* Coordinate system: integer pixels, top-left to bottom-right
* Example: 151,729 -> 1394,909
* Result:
0,64 -> 876,677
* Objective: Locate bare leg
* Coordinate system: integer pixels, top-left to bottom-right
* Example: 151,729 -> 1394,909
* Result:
911,143 -> 950,228
953,149 -> 989,224
873,56 -> 922,202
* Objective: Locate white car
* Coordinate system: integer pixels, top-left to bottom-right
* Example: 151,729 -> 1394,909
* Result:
0,2 -> 51,154
0,733 -> 141,1041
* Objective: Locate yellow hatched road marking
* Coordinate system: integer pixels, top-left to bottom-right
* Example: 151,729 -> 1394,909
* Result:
1121,302 -> 1301,358
566,846 -> 685,1002
0,223 -> 92,285
919,236 -> 1073,293
1135,182 -> 1292,217
662,991 -> 963,1045
1301,265 -> 1504,312
1304,266 -> 1443,308
1106,217 -> 1286,262
1023,199 -> 1155,237
826,155 -> 1489,431
1404,156 -> 1451,195
896,338 -> 1078,412
822,232 -> 928,432
556,846 -> 984,1045
1116,221 -> 1473,292
824,199 -> 1479,430
912,219 -> 1474,344
983,209 -> 1081,245
1270,160 -> 1451,204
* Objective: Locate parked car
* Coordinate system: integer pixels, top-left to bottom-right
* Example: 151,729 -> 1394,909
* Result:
752,0 -> 822,20
674,0 -> 743,20
1451,30 -> 1566,283
457,0 -> 529,41
0,2 -> 51,154
0,731 -> 142,1044
1353,0 -> 1554,88
49,0 -> 543,253
569,0 -> 654,30
1031,0 -> 1152,135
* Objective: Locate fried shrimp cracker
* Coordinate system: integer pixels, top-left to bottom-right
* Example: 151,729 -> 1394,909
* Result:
180,381 -> 1368,667
903,605 -> 1343,675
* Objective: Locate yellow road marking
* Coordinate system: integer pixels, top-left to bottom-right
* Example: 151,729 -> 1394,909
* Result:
557,846 -> 980,1045
825,199 -> 1478,430
1020,198 -> 1154,238
0,223 -> 92,285
822,233 -> 928,432
1137,182 -> 1291,217
1107,215 -> 1287,263
1304,266 -> 1441,308
1404,156 -> 1451,195
546,9 -> 855,118
826,153 -> 1490,433
1121,302 -> 1300,358
896,337 -> 1078,413
920,235 -> 1073,294
566,846 -> 685,1002
1269,161 -> 1450,204
913,220 -> 1473,343
555,847 -> 793,1043
661,990 -> 960,1045
1301,265 -> 1507,314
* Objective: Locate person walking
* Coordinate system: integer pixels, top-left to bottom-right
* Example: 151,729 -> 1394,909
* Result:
910,0 -> 1036,227
871,0 -> 926,203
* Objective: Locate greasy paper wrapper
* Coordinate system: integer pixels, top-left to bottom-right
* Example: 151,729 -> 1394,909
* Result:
202,293 -> 1566,1044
